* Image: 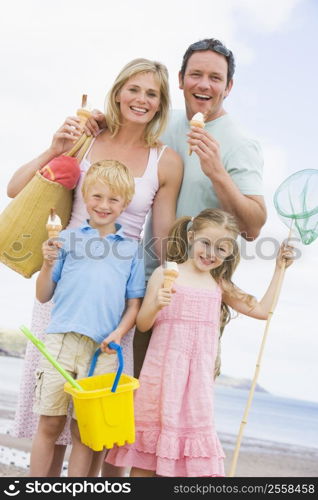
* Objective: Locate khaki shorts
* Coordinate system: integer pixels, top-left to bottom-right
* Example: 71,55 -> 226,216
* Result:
34,332 -> 118,417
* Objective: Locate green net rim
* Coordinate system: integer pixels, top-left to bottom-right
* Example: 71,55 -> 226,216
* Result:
273,168 -> 318,219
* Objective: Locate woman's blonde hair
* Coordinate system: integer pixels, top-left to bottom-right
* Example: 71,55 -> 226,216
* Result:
105,58 -> 170,147
166,208 -> 256,327
82,160 -> 135,205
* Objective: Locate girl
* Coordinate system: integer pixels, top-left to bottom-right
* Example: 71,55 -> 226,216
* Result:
106,208 -> 295,477
8,58 -> 183,476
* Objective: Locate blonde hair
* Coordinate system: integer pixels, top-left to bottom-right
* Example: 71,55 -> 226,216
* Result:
105,58 -> 170,147
166,208 -> 256,327
82,160 -> 135,205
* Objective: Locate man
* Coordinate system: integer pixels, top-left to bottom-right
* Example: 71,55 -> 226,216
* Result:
134,38 -> 266,377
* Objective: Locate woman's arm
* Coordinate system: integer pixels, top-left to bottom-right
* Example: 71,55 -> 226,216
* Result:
152,147 -> 183,263
224,243 -> 295,320
100,298 -> 142,354
7,117 -> 82,198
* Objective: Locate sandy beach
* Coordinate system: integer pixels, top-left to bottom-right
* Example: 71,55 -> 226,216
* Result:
1,354 -> 317,478
1,427 -> 318,478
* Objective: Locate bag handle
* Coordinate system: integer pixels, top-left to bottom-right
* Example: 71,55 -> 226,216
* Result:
87,342 -> 124,393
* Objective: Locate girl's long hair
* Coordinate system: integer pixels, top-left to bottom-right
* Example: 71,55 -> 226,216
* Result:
166,208 -> 256,327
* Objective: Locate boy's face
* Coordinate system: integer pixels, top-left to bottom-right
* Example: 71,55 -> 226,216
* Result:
84,181 -> 127,231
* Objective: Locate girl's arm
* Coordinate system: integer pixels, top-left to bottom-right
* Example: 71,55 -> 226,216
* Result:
36,240 -> 61,303
152,147 -> 183,263
7,117 -> 82,198
101,298 -> 142,354
223,243 -> 295,320
136,267 -> 172,332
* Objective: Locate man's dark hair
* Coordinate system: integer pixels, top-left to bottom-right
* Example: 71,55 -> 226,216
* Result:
180,38 -> 235,86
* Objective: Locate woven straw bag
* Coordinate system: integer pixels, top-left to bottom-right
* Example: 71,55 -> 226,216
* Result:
0,172 -> 72,278
0,135 -> 93,278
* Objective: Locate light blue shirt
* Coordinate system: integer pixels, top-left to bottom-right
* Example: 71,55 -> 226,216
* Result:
46,222 -> 145,343
161,110 -> 264,217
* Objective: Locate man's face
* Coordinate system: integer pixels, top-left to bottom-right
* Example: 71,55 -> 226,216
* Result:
179,50 -> 233,122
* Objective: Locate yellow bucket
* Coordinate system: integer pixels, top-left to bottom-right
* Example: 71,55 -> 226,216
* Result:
64,345 -> 139,451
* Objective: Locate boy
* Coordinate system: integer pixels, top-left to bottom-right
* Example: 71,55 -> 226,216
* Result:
31,160 -> 145,476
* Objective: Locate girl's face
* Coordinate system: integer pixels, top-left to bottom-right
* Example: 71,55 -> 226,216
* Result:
188,224 -> 235,272
116,72 -> 161,125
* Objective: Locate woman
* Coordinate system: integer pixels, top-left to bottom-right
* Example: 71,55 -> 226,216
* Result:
7,58 -> 183,476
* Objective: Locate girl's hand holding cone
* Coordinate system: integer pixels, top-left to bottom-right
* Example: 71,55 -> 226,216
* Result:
156,287 -> 175,310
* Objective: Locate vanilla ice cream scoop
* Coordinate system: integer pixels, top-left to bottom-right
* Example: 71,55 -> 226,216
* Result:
189,112 -> 205,155
46,208 -> 62,239
163,261 -> 179,290
190,112 -> 205,126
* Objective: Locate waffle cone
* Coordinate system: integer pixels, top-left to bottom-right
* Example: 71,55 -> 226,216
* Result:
189,120 -> 205,155
77,108 -> 91,128
163,269 -> 179,290
46,225 -> 62,239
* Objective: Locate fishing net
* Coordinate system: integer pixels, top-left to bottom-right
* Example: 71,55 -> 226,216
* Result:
273,169 -> 318,245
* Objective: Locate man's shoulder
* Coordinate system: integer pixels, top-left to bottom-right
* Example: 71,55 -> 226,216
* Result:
208,114 -> 262,152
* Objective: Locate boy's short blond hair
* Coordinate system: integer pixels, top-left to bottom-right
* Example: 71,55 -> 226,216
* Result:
82,160 -> 135,205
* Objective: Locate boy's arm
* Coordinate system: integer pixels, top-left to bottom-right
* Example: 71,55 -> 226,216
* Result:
36,240 -> 62,303
224,243 -> 295,320
101,244 -> 146,354
101,298 -> 142,353
36,264 -> 57,303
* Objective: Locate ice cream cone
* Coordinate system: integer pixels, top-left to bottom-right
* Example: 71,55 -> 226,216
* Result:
76,94 -> 92,131
189,112 -> 205,155
163,262 -> 179,290
46,226 -> 62,239
76,108 -> 91,129
46,209 -> 62,239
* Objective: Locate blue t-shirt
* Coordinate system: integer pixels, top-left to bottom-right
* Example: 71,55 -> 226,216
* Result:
161,110 -> 264,217
46,222 -> 145,343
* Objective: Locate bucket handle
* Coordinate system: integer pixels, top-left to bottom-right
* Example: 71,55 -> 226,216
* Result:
87,342 -> 123,393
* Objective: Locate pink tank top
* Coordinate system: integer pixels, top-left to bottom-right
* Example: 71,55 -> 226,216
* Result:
68,140 -> 166,240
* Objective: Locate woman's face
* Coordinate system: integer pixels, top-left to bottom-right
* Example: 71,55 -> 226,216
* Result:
116,72 -> 161,125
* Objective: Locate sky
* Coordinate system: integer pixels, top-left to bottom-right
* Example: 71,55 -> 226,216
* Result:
0,0 -> 317,403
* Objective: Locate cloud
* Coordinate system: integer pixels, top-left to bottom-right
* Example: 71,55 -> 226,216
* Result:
233,0 -> 304,32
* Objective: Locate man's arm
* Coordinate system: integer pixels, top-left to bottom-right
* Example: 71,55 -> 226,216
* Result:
188,126 -> 266,240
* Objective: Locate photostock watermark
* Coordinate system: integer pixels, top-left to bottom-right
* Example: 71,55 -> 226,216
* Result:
1,234 -> 302,264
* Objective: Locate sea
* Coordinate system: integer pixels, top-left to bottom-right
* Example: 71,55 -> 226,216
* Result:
0,356 -> 317,457
214,384 -> 318,452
